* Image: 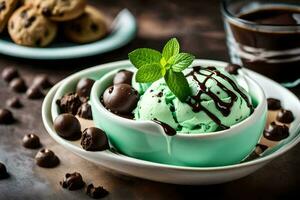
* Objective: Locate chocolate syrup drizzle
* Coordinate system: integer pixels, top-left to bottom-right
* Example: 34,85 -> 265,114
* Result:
153,119 -> 177,136
185,66 -> 253,130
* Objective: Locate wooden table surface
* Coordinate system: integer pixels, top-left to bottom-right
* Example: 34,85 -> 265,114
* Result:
0,0 -> 299,199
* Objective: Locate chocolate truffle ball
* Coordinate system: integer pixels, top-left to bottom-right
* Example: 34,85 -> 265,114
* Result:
54,114 -> 81,140
264,122 -> 289,141
56,93 -> 82,115
77,103 -> 92,120
35,149 -> 59,168
102,84 -> 139,114
113,70 -> 133,85
60,172 -> 85,191
9,78 -> 27,93
81,127 -> 109,151
26,86 -> 44,99
76,78 -> 95,98
22,133 -> 41,149
267,98 -> 281,110
6,97 -> 22,108
0,108 -> 14,124
32,74 -> 53,89
276,109 -> 294,124
2,67 -> 19,83
86,184 -> 109,198
0,162 -> 9,179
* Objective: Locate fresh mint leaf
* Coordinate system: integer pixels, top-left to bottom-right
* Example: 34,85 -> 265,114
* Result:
171,53 -> 195,72
162,38 -> 179,62
135,63 -> 163,83
165,70 -> 190,101
129,48 -> 161,69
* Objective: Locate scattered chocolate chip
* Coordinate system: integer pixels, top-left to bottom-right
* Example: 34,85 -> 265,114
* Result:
0,162 -> 9,180
22,133 -> 41,149
35,149 -> 59,168
24,16 -> 36,28
54,114 -> 81,140
33,74 -> 53,89
9,78 -> 27,93
76,78 -> 95,98
56,93 -> 82,115
113,70 -> 133,85
102,84 -> 139,115
26,86 -> 44,99
276,109 -> 294,124
20,10 -> 27,18
6,97 -> 22,108
41,7 -> 52,17
81,127 -> 109,151
267,98 -> 281,110
225,64 -> 242,75
77,103 -> 92,120
86,184 -> 109,199
0,1 -> 6,12
90,23 -> 99,32
264,122 -> 289,141
0,108 -> 14,124
60,172 -> 85,191
2,67 -> 19,83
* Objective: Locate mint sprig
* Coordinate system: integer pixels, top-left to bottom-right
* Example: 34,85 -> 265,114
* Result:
128,38 -> 195,101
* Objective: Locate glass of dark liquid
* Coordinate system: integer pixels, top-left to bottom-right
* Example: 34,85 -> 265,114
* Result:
222,0 -> 300,84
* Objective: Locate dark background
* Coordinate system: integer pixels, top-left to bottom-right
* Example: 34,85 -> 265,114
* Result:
0,0 -> 299,199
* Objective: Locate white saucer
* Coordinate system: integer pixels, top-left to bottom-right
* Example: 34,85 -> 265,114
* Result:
42,60 -> 300,185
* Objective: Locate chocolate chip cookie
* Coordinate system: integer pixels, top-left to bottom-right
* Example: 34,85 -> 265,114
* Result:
63,5 -> 107,43
30,0 -> 86,21
0,0 -> 19,32
8,5 -> 57,47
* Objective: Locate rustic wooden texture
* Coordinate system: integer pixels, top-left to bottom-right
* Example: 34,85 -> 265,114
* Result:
0,0 -> 299,199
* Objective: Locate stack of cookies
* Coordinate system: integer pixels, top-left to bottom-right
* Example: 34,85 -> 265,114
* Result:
0,0 -> 108,47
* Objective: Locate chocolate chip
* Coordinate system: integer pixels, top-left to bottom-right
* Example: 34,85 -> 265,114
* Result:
20,10 -> 27,18
276,109 -> 294,124
86,184 -> 109,199
56,93 -> 82,115
90,23 -> 99,32
41,7 -> 52,17
54,114 -> 81,140
24,16 -> 36,28
225,64 -> 242,75
6,97 -> 22,108
102,84 -> 139,115
267,98 -> 281,110
113,70 -> 134,85
1,67 -> 19,83
264,122 -> 289,141
0,1 -> 6,12
26,86 -> 44,99
81,127 -> 109,151
33,74 -> 53,89
60,172 -> 85,191
76,78 -> 95,98
9,78 -> 27,93
22,133 -> 41,149
77,103 -> 92,120
35,149 -> 59,168
0,162 -> 9,179
0,108 -> 14,124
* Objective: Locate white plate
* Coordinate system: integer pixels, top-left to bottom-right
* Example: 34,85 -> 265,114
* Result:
42,60 -> 300,185
0,9 -> 136,60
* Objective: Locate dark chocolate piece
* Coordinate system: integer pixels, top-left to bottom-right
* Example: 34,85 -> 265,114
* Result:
102,84 -> 139,115
54,114 -> 81,140
0,1 -> 6,12
86,184 -> 109,199
76,78 -> 95,98
225,64 -> 242,75
276,109 -> 294,123
0,108 -> 14,124
41,7 -> 52,17
56,93 -> 82,115
267,98 -> 281,110
2,67 -> 19,83
264,122 -> 289,141
242,144 -> 268,162
153,119 -> 176,136
35,149 -> 59,168
60,172 -> 85,191
6,97 -> 22,108
22,133 -> 41,149
0,162 -> 9,180
32,74 -> 53,89
81,127 -> 109,151
26,86 -> 44,99
24,16 -> 36,28
9,78 -> 27,93
113,70 -> 133,85
77,103 -> 93,120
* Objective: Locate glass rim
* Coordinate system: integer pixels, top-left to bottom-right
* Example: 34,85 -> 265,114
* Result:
221,0 -> 300,28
